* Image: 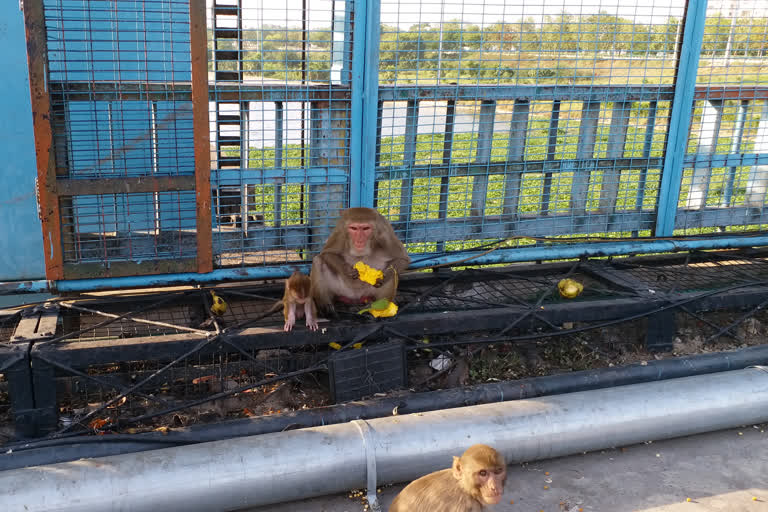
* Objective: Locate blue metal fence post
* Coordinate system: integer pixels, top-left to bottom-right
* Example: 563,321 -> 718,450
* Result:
349,0 -> 381,208
654,0 -> 709,236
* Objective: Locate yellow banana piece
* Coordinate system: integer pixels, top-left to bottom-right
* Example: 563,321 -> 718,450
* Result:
557,278 -> 584,299
359,298 -> 399,318
210,290 -> 228,316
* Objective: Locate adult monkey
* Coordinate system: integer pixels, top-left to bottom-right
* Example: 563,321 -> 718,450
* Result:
310,207 -> 410,314
388,444 -> 507,512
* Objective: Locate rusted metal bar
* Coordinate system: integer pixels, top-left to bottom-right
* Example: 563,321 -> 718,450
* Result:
378,85 -> 676,102
693,86 -> 768,101
56,176 -> 197,197
23,0 -> 64,280
190,0 -> 213,273
61,258 -> 198,280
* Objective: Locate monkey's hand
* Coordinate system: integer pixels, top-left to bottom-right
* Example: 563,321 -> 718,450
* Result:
346,265 -> 361,280
306,317 -> 318,331
284,309 -> 296,332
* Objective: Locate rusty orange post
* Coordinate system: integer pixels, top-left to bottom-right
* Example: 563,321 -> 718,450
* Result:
190,0 -> 213,274
23,0 -> 64,280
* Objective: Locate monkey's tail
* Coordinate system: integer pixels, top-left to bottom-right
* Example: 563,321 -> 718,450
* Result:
388,265 -> 399,302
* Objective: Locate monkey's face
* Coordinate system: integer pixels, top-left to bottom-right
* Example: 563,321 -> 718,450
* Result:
475,467 -> 506,505
347,222 -> 373,252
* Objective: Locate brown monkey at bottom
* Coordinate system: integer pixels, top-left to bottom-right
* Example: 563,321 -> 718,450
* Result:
389,444 -> 506,512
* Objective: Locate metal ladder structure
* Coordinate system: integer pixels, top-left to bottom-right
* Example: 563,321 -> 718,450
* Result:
211,0 -> 251,229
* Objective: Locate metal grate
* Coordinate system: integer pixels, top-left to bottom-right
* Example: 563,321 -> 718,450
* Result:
328,341 -> 407,402
620,255 -> 768,292
677,1 -> 768,234
62,304 -> 195,342
23,0 -> 768,283
207,0 -> 352,267
0,315 -> 21,345
374,0 -> 684,253
398,269 -> 607,313
41,0 -> 198,271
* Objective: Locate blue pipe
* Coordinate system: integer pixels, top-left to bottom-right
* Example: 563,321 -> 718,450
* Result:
654,0 -> 709,236
348,0 -> 368,207
2,235 -> 767,294
349,0 -> 381,208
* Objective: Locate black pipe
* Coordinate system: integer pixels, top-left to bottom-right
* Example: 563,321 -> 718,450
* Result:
3,343 -> 768,471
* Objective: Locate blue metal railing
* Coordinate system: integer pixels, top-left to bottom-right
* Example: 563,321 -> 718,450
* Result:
9,0 -> 768,292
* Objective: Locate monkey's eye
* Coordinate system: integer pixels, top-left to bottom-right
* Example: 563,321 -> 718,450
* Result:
494,468 -> 504,474
479,470 -> 488,477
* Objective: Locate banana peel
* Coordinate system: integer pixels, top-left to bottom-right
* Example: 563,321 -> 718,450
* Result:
354,261 -> 384,285
210,290 -> 228,316
558,278 -> 584,299
358,298 -> 398,318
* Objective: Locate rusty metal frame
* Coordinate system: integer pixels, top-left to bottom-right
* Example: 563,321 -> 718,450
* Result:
23,0 -> 63,280
56,176 -> 197,197
23,0 -> 214,280
190,0 -> 213,274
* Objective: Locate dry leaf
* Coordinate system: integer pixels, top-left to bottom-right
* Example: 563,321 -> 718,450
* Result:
89,418 -> 109,430
107,396 -> 127,409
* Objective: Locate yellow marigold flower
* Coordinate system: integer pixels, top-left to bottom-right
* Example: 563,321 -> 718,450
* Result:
354,261 -> 384,285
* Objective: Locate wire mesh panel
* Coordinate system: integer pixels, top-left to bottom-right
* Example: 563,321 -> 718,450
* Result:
21,0 -> 768,283
676,0 -> 768,234
375,0 -> 685,253
206,0 -> 352,267
36,0 -> 202,277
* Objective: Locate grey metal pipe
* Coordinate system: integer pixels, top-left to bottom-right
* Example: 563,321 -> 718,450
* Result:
4,368 -> 768,512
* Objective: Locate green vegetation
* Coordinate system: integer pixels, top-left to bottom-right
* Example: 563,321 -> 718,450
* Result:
210,12 -> 768,85
239,112 -> 759,249
213,11 -> 768,251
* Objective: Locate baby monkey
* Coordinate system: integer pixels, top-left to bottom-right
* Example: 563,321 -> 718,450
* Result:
283,270 -> 319,332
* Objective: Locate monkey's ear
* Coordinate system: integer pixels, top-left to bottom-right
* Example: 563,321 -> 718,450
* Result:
451,456 -> 463,480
